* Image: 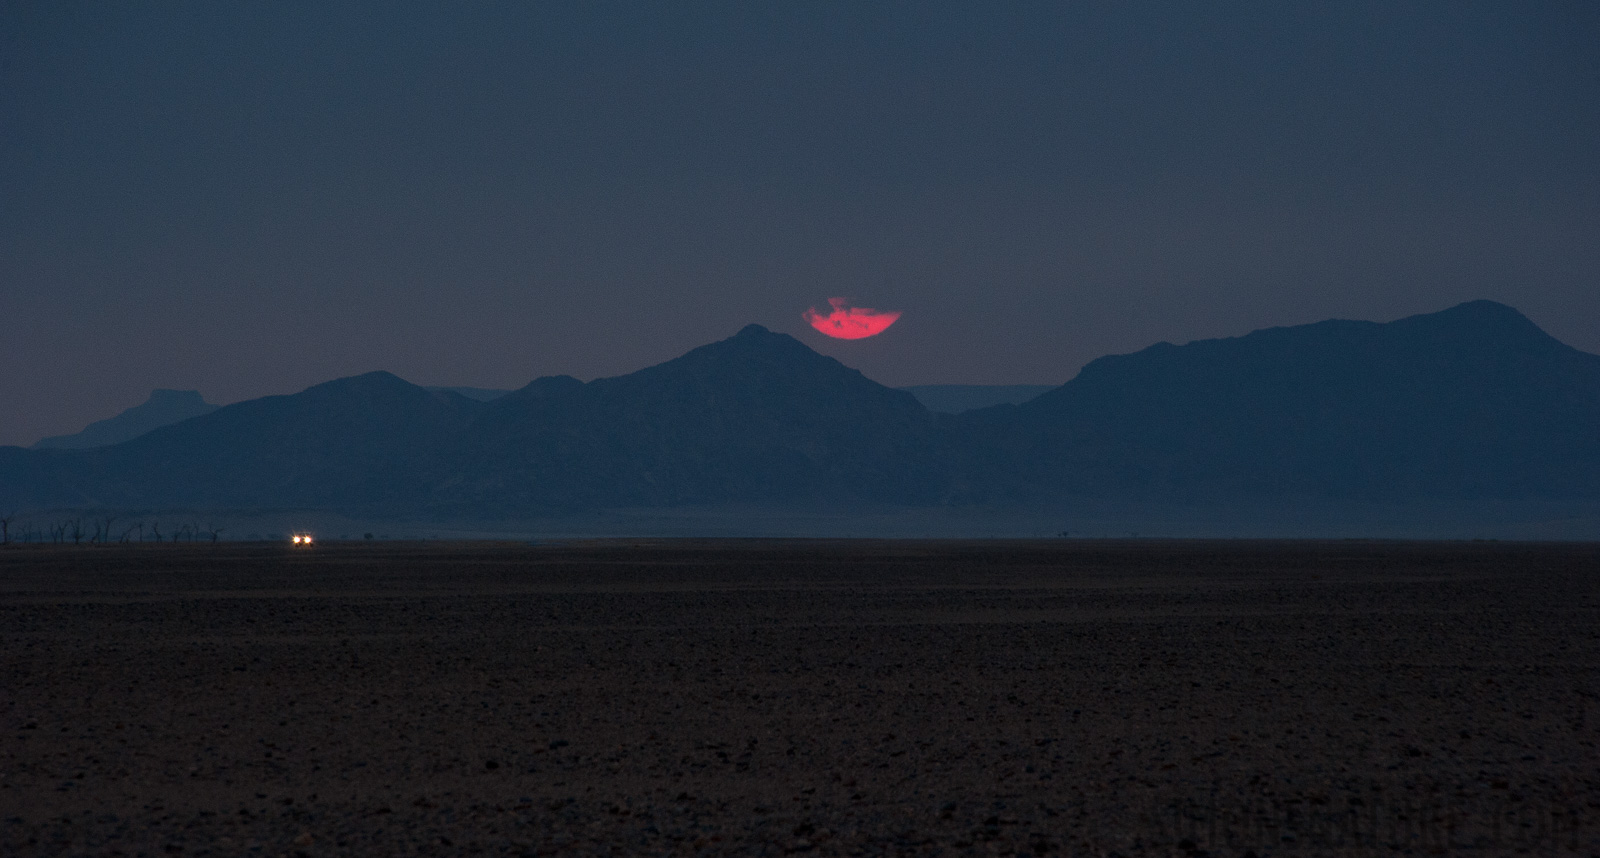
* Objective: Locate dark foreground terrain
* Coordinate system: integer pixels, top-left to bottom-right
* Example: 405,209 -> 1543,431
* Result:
2,540 -> 1597,856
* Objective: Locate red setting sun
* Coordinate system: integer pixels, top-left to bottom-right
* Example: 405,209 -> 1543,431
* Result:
803,298 -> 902,340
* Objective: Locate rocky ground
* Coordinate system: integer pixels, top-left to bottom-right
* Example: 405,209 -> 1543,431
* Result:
2,539 -> 1597,856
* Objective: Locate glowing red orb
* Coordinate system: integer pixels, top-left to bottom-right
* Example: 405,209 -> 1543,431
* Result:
803,298 -> 902,340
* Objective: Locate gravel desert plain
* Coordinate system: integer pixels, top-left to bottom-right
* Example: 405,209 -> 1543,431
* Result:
3,539 -> 1597,856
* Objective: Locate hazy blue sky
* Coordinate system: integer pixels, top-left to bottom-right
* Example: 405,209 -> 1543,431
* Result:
3,2 -> 1597,446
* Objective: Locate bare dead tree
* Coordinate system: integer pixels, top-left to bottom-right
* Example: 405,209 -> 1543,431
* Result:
149,521 -> 162,544
205,523 -> 225,544
0,511 -> 13,545
120,524 -> 139,543
69,518 -> 84,545
100,516 -> 117,545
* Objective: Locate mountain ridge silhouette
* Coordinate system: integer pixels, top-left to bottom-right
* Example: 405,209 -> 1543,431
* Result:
31,389 -> 219,450
2,301 -> 1596,524
951,300 -> 1600,503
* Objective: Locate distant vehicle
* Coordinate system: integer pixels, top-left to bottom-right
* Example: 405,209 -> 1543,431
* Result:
290,533 -> 315,546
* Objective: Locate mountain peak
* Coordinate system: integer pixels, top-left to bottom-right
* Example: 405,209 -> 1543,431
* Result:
304,370 -> 416,396
1391,299 -> 1561,352
1445,298 -> 1518,314
1414,300 -> 1532,328
32,388 -> 219,450
658,324 -> 822,367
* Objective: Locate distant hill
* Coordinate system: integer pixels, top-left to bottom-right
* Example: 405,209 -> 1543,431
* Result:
2,301 -> 1597,530
5,373 -> 484,510
951,300 -> 1600,503
32,389 -> 218,450
899,385 -> 1056,414
447,324 -> 944,511
0,326 -> 943,514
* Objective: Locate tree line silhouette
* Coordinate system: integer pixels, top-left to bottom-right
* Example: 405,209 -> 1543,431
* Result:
0,512 -> 223,545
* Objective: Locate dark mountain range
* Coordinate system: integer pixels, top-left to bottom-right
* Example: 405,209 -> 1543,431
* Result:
951,300 -> 1600,503
32,389 -> 218,450
1,301 -> 1596,525
3,374 -> 483,510
446,324 -> 944,511
0,326 -> 943,514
